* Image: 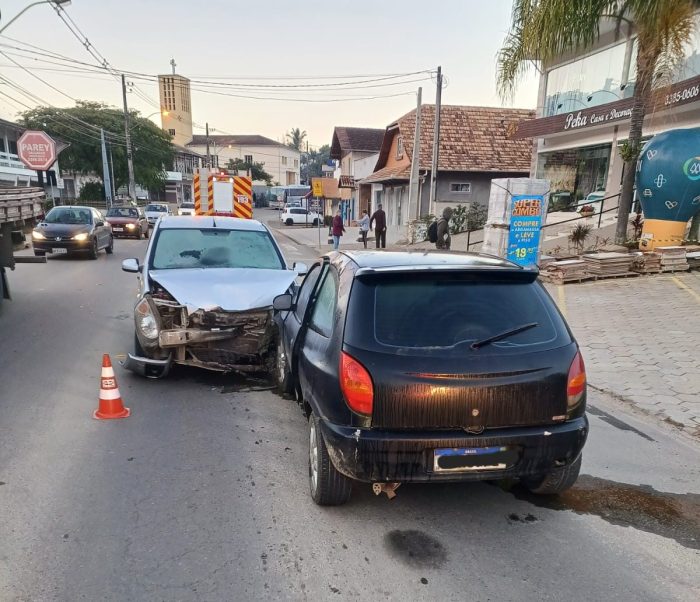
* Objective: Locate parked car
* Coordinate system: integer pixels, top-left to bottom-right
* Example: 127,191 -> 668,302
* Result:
105,206 -> 149,239
32,205 -> 113,259
178,202 -> 196,216
144,203 -> 172,227
280,207 -> 321,226
273,251 -> 588,505
121,216 -> 307,378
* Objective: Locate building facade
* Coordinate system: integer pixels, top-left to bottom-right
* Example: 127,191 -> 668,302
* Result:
513,12 -> 700,211
158,74 -> 193,146
186,135 -> 300,186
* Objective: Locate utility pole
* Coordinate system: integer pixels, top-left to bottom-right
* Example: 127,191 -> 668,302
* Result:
429,66 -> 442,217
408,87 -> 422,221
121,74 -> 136,201
100,129 -> 113,208
205,122 -> 211,168
108,144 -> 116,199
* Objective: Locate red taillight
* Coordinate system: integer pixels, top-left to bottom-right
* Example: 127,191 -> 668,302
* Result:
567,351 -> 586,409
340,352 -> 374,416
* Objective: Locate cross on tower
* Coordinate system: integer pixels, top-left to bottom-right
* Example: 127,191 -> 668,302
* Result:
170,58 -> 176,75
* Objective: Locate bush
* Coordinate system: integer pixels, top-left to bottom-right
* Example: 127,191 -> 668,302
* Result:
78,181 -> 105,202
449,204 -> 487,235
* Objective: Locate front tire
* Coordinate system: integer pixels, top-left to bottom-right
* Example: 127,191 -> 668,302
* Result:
308,413 -> 352,506
285,218 -> 294,226
105,235 -> 114,254
88,237 -> 98,260
522,454 -> 582,495
312,218 -> 319,226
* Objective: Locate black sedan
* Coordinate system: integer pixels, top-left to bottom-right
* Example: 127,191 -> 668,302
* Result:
273,251 -> 588,505
32,206 -> 114,259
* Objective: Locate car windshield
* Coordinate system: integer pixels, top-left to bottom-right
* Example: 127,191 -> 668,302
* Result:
370,277 -> 558,349
151,228 -> 284,270
107,207 -> 139,218
44,207 -> 92,225
146,204 -> 167,212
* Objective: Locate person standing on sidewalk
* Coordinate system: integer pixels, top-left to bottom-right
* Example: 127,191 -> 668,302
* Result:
436,206 -> 453,250
331,209 -> 345,250
358,209 -> 370,249
370,203 -> 387,249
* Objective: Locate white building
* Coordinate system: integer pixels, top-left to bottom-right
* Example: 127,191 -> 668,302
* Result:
158,73 -> 193,147
186,135 -> 301,186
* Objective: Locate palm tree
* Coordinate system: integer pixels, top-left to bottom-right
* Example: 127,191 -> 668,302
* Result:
286,127 -> 307,151
498,0 -> 697,243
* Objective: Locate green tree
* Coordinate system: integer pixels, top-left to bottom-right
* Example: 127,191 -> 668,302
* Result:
21,101 -> 174,193
301,144 -> 331,183
497,0 -> 697,243
286,127 -> 307,151
78,181 -> 105,202
226,158 -> 273,185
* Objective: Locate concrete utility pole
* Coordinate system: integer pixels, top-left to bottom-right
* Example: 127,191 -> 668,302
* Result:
408,87 -> 422,221
108,144 -> 116,199
429,66 -> 442,217
205,122 -> 211,168
121,74 -> 136,201
100,129 -> 113,208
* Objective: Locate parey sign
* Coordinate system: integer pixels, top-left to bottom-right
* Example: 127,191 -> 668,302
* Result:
17,130 -> 57,171
507,195 -> 544,268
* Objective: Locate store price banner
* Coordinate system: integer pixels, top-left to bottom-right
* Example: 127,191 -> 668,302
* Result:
507,195 -> 544,268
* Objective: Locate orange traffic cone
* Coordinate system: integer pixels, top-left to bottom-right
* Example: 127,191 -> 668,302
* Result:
94,354 -> 130,420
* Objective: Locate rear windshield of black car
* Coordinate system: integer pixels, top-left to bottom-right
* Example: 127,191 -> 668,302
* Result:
345,273 -> 569,354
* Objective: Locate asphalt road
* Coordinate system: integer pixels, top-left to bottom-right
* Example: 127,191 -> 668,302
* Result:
1,222 -> 699,601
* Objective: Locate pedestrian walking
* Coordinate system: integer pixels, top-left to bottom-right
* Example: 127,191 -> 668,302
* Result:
370,203 -> 387,249
331,209 -> 345,250
358,209 -> 370,248
436,206 -> 453,250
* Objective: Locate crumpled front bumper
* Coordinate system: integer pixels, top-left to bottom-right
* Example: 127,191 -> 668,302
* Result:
121,352 -> 172,379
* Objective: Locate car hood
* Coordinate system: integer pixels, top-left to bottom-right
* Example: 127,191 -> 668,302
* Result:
36,222 -> 92,236
149,268 -> 297,313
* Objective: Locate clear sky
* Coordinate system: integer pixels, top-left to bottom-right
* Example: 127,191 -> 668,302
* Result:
0,0 -> 539,148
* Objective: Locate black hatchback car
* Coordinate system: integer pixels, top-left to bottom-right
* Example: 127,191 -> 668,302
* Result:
273,251 -> 588,506
32,205 -> 113,259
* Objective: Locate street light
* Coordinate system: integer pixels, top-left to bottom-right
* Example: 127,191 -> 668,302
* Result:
0,0 -> 71,35
146,110 -> 169,120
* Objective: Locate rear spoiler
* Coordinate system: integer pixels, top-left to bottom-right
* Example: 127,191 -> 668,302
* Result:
354,265 -> 539,283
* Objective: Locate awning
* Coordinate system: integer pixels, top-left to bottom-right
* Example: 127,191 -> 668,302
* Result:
359,164 -> 410,185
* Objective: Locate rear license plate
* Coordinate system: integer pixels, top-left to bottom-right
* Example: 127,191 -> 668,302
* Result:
113,227 -> 123,232
51,248 -> 67,254
433,446 -> 512,473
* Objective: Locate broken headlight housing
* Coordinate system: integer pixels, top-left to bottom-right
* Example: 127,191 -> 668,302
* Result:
135,296 -> 160,340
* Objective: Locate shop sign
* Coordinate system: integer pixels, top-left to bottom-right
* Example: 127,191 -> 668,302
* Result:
507,195 -> 544,268
564,107 -> 633,130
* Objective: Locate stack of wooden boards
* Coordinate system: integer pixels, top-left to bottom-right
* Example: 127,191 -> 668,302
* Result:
581,252 -> 635,278
630,252 -> 661,274
687,251 -> 700,270
657,246 -> 689,272
540,259 -> 589,284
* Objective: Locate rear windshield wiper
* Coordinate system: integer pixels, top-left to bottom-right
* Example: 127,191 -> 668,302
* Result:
470,322 -> 539,349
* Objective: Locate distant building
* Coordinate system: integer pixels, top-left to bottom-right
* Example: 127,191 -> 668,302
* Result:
158,73 -> 193,146
186,135 -> 301,186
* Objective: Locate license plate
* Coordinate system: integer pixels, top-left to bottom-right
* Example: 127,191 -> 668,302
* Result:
113,227 -> 123,232
433,446 -> 510,473
51,248 -> 67,254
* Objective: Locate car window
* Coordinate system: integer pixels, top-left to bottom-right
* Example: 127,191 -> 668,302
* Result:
294,264 -> 322,318
309,271 -> 337,337
151,228 -> 284,270
370,277 -> 558,349
44,207 -> 92,225
107,208 -> 138,218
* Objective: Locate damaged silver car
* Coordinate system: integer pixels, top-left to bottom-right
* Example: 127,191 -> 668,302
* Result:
121,215 -> 306,378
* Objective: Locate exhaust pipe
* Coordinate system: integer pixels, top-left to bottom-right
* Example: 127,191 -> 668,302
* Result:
372,482 -> 401,500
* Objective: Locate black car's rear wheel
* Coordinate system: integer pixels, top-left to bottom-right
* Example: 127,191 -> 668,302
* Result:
522,454 -> 582,495
275,338 -> 294,396
308,413 -> 352,506
105,235 -> 114,254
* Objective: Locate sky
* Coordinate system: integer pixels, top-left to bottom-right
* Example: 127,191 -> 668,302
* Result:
0,0 -> 539,149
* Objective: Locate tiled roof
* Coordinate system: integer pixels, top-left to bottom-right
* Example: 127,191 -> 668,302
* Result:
360,164 -> 410,184
186,134 -> 291,148
330,127 -> 385,159
376,105 -> 535,173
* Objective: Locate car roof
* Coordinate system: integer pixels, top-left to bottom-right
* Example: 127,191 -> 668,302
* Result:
157,215 -> 268,231
48,205 -> 95,211
337,250 -> 523,271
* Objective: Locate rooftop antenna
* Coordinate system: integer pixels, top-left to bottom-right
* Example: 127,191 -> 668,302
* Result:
170,58 -> 176,75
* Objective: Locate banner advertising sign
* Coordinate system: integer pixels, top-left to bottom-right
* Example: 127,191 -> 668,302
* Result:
507,194 -> 543,268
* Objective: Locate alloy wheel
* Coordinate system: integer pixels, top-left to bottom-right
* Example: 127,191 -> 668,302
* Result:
309,419 -> 318,494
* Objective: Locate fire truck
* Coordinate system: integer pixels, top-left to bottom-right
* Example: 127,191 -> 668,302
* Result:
193,169 -> 253,219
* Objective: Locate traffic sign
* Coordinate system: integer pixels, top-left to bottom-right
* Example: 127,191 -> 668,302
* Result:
312,180 -> 324,197
17,130 -> 57,171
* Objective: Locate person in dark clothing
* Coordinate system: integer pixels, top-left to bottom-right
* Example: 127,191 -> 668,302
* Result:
436,206 -> 453,250
370,203 -> 387,249
331,209 -> 345,250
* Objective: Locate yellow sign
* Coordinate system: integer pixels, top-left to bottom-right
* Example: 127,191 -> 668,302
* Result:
312,180 -> 324,197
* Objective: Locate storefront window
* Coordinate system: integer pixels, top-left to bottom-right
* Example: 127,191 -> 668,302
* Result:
536,144 -> 611,210
544,43 -> 628,117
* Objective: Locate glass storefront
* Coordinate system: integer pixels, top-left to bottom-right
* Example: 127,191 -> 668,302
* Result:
536,144 -> 611,210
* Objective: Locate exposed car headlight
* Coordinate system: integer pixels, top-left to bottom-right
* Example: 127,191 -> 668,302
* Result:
126,223 -> 136,229
73,233 -> 89,241
32,230 -> 45,240
135,297 -> 159,340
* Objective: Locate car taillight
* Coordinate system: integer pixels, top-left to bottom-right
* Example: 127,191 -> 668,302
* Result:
567,351 -> 586,410
340,352 -> 373,416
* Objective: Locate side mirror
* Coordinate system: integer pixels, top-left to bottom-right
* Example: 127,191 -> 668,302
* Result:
95,220 -> 105,227
273,293 -> 293,311
122,258 -> 140,273
293,262 -> 308,276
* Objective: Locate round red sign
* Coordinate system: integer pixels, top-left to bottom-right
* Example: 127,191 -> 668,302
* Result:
17,130 -> 57,171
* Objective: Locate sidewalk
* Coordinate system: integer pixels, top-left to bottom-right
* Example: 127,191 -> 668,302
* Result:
271,223 -> 406,251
